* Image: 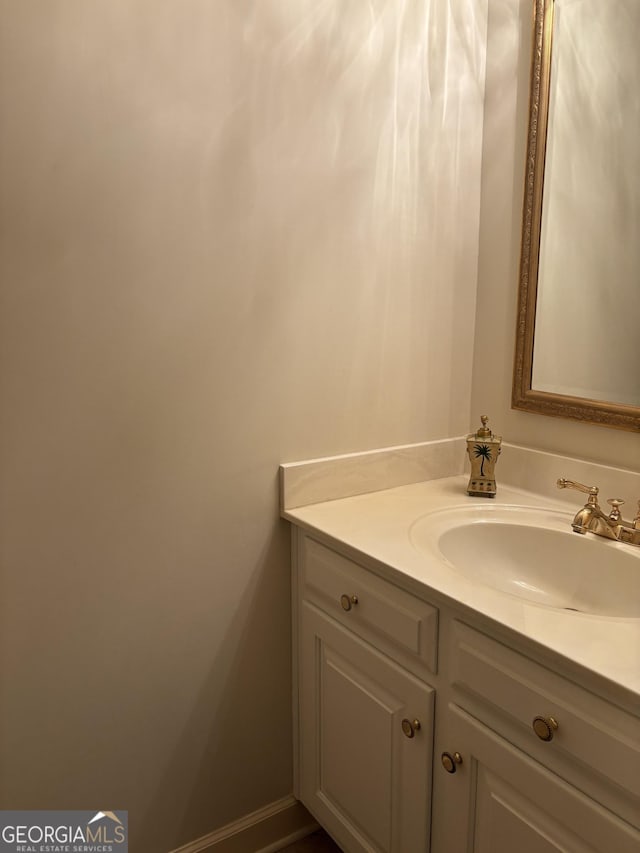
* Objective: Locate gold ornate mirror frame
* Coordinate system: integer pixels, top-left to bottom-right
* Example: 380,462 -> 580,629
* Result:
512,0 -> 640,432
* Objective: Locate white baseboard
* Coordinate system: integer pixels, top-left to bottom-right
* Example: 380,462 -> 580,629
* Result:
169,795 -> 318,853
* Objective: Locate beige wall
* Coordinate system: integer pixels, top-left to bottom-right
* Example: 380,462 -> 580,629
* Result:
0,2 -> 487,850
472,0 -> 640,471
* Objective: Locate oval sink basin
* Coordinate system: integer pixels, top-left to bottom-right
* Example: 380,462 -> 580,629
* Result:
409,505 -> 640,617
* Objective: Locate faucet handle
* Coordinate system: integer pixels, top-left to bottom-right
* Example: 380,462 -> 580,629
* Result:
633,501 -> 640,529
606,498 -> 625,522
557,478 -> 599,497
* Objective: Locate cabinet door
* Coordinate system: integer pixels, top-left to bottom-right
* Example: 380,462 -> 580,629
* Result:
299,601 -> 435,853
432,705 -> 640,853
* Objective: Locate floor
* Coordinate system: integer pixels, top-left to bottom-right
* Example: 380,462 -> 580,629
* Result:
278,828 -> 343,852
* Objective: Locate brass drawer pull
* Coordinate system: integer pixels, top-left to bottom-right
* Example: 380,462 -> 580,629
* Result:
532,715 -> 559,741
340,594 -> 359,611
441,752 -> 463,773
401,718 -> 421,739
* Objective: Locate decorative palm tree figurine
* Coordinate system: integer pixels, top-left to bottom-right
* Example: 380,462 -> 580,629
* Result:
466,416 -> 502,497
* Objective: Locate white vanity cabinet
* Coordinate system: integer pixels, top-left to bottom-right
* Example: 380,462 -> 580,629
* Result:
292,529 -> 640,853
432,706 -> 640,853
432,621 -> 640,853
295,533 -> 438,853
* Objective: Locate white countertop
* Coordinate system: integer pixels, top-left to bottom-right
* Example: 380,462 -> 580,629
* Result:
283,475 -> 640,703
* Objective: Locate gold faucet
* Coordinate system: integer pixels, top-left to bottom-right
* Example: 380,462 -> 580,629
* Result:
557,479 -> 640,547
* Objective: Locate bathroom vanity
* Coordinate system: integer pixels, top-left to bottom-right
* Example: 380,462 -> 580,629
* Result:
281,442 -> 640,853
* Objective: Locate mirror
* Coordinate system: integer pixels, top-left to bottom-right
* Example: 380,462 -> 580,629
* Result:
512,0 -> 640,432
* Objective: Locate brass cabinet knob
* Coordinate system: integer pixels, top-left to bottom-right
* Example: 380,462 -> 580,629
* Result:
401,718 -> 421,739
441,752 -> 463,773
532,715 -> 558,741
340,594 -> 358,611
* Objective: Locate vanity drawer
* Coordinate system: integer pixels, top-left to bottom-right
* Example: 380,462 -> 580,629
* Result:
300,536 -> 438,675
449,621 -> 640,799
